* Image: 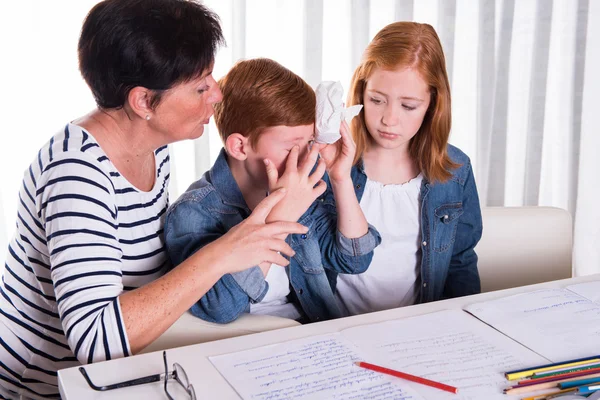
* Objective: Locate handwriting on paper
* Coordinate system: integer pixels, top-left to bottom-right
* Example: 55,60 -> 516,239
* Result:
343,310 -> 548,400
210,334 -> 421,400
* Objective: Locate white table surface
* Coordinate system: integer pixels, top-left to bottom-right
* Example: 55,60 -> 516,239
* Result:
58,273 -> 600,399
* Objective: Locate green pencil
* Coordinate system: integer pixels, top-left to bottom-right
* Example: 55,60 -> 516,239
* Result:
532,363 -> 600,379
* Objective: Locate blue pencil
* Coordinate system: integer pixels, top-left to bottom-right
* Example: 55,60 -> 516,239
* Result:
577,383 -> 600,395
560,377 -> 600,389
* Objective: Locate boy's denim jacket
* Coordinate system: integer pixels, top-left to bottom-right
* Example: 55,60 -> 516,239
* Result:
164,149 -> 381,323
324,145 -> 483,302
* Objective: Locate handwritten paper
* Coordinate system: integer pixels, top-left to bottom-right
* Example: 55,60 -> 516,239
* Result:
465,289 -> 600,362
210,310 -> 548,399
567,281 -> 600,303
210,333 -> 422,400
342,310 -> 547,400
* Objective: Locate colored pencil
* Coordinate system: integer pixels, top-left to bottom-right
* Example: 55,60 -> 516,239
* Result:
517,367 -> 600,386
503,372 -> 600,395
505,357 -> 600,381
560,376 -> 600,389
577,384 -> 600,395
520,387 -> 577,400
354,361 -> 459,394
532,362 -> 600,379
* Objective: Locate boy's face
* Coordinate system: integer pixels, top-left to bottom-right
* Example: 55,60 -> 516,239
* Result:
246,124 -> 315,188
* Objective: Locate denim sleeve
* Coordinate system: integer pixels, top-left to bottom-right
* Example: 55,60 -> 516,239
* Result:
311,194 -> 382,275
164,199 -> 267,324
444,162 -> 483,298
335,225 -> 380,256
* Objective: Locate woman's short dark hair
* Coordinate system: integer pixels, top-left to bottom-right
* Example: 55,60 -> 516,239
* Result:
78,0 -> 224,110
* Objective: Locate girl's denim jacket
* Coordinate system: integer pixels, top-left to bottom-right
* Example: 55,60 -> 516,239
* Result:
324,144 -> 483,302
164,149 -> 381,323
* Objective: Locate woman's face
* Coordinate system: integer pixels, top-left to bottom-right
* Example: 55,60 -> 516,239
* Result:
363,67 -> 431,152
151,67 -> 223,143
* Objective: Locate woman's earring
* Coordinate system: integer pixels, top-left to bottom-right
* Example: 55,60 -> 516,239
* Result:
145,115 -> 151,121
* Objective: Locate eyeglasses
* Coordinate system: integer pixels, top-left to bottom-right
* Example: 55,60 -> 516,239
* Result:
79,350 -> 196,399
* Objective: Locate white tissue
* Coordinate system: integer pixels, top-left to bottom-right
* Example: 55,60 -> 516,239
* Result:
315,81 -> 363,144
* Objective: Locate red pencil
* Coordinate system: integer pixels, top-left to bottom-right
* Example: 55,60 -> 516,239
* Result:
354,361 -> 459,394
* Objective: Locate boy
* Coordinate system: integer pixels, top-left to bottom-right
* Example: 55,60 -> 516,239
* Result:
164,58 -> 380,323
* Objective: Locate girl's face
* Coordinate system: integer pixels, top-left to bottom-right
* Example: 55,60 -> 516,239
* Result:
363,67 -> 431,152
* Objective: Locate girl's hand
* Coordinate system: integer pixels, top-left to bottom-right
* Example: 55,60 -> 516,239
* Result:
319,121 -> 356,184
211,189 -> 308,274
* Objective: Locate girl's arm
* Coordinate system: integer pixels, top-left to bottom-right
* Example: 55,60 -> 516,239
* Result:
314,122 -> 381,274
444,161 -> 483,298
319,122 -> 369,239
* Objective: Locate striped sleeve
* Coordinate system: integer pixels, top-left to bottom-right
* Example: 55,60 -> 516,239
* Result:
37,151 -> 131,364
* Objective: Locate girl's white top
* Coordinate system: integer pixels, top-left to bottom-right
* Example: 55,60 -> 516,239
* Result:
336,174 -> 423,315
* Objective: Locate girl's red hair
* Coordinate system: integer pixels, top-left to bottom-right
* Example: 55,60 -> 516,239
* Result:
348,22 -> 458,183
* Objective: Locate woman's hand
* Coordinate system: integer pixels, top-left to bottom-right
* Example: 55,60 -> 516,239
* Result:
318,121 -> 356,184
209,188 -> 308,274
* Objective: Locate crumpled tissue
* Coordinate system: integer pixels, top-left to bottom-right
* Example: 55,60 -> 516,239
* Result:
315,81 -> 363,144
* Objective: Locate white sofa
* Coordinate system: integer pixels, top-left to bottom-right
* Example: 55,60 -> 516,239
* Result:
477,206 -> 573,293
142,206 -> 574,353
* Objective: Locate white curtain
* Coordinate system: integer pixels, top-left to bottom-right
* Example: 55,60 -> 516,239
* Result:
1,0 -> 598,276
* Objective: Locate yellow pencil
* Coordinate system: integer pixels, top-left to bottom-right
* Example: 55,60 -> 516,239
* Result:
506,358 -> 600,381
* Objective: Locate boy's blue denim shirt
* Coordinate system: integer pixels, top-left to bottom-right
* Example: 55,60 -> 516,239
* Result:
324,144 -> 483,302
164,149 -> 381,323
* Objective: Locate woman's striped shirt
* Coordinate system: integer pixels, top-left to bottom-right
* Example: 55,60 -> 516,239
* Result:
0,123 -> 171,399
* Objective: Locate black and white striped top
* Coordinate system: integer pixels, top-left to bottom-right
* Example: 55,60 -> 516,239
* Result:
0,123 -> 171,399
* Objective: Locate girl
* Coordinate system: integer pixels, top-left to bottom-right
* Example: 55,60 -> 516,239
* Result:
330,21 -> 483,315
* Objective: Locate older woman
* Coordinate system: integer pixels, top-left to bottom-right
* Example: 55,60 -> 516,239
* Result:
0,0 -> 307,398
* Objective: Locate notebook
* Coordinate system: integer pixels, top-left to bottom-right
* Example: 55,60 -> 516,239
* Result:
209,309 -> 547,400
209,281 -> 600,399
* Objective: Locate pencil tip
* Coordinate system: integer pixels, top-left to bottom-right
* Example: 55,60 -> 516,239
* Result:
354,361 -> 361,366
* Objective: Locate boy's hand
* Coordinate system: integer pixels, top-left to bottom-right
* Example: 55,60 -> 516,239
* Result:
318,121 -> 355,184
264,144 -> 327,223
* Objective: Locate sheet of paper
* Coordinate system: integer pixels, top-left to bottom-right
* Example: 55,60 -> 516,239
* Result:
209,333 -> 424,400
566,281 -> 600,303
465,288 -> 600,362
342,309 -> 548,400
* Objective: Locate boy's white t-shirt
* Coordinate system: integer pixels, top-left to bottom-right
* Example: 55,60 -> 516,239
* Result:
336,174 -> 423,315
249,264 -> 302,320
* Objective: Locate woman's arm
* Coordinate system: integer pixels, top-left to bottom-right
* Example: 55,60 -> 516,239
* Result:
121,190 -> 306,353
41,153 -> 305,361
162,202 -> 268,326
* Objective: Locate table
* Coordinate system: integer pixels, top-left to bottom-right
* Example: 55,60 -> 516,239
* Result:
58,273 -> 600,399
